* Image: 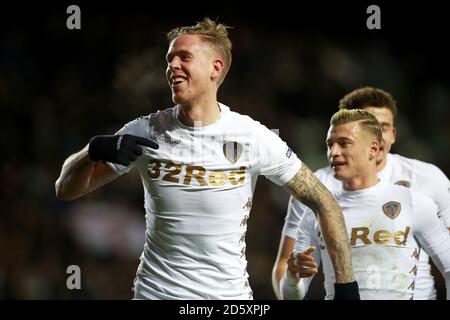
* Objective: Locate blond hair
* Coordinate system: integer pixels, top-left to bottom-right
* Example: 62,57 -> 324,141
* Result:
167,17 -> 233,86
330,109 -> 382,142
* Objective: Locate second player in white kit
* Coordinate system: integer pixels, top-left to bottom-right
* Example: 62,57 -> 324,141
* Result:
280,109 -> 450,300
283,153 -> 450,299
284,182 -> 450,299
273,87 -> 450,299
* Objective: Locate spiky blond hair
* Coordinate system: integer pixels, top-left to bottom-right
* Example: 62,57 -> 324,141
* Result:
330,109 -> 382,142
167,18 -> 232,86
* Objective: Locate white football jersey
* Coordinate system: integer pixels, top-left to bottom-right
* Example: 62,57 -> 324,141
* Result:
107,103 -> 302,299
295,182 -> 450,300
283,153 -> 450,299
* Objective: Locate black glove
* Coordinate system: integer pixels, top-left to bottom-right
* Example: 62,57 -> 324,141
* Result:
88,134 -> 159,166
333,281 -> 360,300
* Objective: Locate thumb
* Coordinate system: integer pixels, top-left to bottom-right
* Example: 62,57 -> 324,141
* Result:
303,246 -> 316,256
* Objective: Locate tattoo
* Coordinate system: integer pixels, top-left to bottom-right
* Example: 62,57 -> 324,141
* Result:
284,164 -> 355,283
284,164 -> 330,213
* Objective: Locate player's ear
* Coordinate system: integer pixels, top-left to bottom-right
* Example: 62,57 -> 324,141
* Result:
211,58 -> 224,82
369,140 -> 379,161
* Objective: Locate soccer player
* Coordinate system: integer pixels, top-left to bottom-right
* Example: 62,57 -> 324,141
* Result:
272,87 -> 450,299
55,18 -> 358,299
280,109 -> 450,300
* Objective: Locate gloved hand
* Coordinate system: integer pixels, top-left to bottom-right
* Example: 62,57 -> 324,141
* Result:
88,134 -> 159,166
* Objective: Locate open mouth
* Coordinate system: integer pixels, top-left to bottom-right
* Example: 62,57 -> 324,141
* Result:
331,162 -> 346,169
171,76 -> 187,87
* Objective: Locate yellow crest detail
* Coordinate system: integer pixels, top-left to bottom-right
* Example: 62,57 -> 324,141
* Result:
382,201 -> 401,219
223,141 -> 242,164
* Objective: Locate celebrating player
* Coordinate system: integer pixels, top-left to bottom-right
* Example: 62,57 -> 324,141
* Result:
55,18 -> 358,299
272,87 -> 450,299
280,109 -> 450,300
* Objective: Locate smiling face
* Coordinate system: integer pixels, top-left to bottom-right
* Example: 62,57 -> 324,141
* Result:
326,121 -> 380,182
165,34 -> 223,106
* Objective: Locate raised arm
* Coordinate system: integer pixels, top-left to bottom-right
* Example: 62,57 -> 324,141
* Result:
283,164 -> 355,286
55,144 -> 118,200
55,134 -> 158,201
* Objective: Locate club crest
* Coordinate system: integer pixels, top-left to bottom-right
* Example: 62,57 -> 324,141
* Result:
223,141 -> 242,164
382,201 -> 401,219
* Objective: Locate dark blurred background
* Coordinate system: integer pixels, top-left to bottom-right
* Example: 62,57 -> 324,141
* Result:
1,1 -> 449,299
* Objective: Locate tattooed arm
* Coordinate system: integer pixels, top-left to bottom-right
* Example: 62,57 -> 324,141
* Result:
283,164 -> 355,283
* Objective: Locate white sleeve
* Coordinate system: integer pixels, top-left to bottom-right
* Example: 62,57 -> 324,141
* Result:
280,211 -> 321,300
416,164 -> 450,228
106,116 -> 152,175
412,191 -> 450,299
251,122 -> 301,186
282,196 -> 307,239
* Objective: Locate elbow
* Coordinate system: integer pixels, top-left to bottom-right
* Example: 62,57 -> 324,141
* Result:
55,179 -> 78,201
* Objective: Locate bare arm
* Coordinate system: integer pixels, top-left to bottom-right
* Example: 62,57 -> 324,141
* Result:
283,164 -> 354,283
55,144 -> 119,201
272,235 -> 296,299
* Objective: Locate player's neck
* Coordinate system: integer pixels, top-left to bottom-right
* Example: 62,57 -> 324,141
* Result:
343,172 -> 380,191
178,97 -> 221,127
375,155 -> 388,173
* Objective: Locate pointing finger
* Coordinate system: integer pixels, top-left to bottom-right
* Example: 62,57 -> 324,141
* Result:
303,246 -> 316,256
133,136 -> 159,149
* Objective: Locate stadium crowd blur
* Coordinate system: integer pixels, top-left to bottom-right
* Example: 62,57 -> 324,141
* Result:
1,5 -> 449,299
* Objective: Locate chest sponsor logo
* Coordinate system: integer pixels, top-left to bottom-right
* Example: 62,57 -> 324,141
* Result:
223,141 -> 242,164
350,226 -> 410,246
146,159 -> 246,187
382,201 -> 401,219
318,226 -> 411,247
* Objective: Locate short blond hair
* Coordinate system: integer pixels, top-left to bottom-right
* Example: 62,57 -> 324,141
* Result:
330,109 -> 382,142
167,17 -> 233,86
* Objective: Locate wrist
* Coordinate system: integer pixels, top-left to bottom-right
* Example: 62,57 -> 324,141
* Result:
88,135 -> 108,162
280,272 -> 305,300
285,271 -> 300,286
334,281 -> 360,300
